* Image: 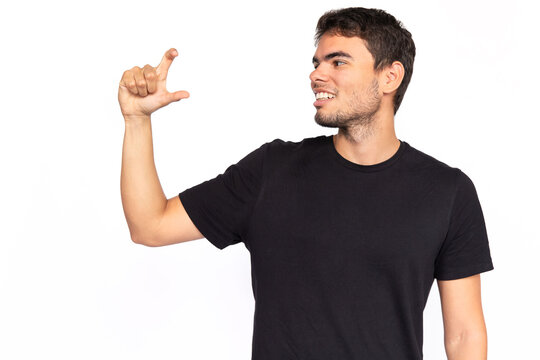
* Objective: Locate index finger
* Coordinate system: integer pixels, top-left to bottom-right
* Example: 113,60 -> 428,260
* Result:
156,48 -> 178,80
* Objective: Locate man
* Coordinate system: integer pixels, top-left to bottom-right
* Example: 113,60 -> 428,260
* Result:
119,7 -> 494,360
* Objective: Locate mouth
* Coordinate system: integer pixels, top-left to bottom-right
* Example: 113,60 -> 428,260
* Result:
313,91 -> 336,107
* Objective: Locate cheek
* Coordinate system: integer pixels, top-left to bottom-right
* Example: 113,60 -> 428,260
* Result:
334,75 -> 360,94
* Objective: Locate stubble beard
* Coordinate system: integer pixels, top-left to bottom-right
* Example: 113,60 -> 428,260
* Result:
314,79 -> 382,142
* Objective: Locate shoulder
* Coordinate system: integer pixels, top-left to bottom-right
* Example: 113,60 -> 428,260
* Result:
266,135 -> 326,149
264,135 -> 328,157
400,141 -> 469,192
256,135 -> 329,177
402,141 -> 454,171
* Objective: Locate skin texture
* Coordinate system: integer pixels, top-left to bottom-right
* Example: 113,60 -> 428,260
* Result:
310,33 -> 488,358
118,49 -> 201,247
310,33 -> 403,166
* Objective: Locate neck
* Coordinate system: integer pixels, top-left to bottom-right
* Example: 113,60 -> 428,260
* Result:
333,110 -> 400,166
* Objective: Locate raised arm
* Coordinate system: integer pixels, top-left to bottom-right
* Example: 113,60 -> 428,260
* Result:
119,48 -> 202,246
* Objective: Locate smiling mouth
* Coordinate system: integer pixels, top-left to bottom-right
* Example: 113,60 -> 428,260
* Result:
315,92 -> 336,100
314,92 -> 336,107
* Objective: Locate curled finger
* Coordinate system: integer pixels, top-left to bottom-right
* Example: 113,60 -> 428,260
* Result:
121,70 -> 138,95
142,65 -> 157,94
132,66 -> 148,97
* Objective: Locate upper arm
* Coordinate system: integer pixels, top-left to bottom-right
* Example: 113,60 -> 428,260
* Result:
145,195 -> 204,247
437,274 -> 487,341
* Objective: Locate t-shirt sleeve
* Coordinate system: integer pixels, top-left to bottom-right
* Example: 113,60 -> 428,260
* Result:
434,169 -> 494,280
178,141 -> 269,250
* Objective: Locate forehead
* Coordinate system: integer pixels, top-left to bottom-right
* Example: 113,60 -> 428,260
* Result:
314,33 -> 374,63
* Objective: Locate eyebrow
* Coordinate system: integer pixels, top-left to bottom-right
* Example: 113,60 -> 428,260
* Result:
312,51 -> 354,65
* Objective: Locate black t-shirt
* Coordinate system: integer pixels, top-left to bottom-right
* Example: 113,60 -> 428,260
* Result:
178,135 -> 494,360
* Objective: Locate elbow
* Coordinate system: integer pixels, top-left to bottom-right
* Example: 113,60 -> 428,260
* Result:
446,326 -> 487,344
128,222 -> 163,247
445,330 -> 488,359
130,234 -> 163,247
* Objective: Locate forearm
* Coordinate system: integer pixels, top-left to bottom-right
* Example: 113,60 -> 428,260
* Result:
445,331 -> 487,360
121,116 -> 167,243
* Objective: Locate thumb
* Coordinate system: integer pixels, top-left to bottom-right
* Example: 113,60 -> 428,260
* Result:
167,90 -> 190,103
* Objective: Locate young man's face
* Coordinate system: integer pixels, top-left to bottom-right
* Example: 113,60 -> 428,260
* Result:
310,33 -> 383,128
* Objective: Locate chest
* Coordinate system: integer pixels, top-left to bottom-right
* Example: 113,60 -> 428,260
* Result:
246,167 -> 452,270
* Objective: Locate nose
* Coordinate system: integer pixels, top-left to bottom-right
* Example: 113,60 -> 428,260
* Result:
309,64 -> 329,84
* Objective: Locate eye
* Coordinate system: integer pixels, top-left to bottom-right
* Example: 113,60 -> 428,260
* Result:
313,63 -> 319,69
334,60 -> 346,66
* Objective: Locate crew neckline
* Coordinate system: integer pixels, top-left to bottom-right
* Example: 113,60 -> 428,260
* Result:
326,135 -> 409,172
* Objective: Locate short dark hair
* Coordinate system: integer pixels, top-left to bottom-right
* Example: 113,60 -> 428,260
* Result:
315,7 -> 416,115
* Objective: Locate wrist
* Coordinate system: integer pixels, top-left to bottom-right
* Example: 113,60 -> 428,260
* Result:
124,114 -> 151,125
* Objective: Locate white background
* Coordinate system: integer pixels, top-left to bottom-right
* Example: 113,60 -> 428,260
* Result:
1,0 -> 538,358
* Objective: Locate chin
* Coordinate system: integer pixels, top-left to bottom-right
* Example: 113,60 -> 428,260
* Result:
314,112 -> 340,128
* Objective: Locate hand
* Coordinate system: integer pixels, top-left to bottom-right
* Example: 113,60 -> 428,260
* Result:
118,48 -> 190,119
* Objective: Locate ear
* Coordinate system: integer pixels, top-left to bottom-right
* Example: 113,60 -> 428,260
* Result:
380,61 -> 405,95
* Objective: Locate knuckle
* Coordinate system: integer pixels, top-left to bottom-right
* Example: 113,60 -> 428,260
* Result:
136,80 -> 146,88
122,70 -> 133,81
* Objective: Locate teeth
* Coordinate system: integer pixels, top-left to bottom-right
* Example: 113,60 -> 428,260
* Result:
315,92 -> 336,100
